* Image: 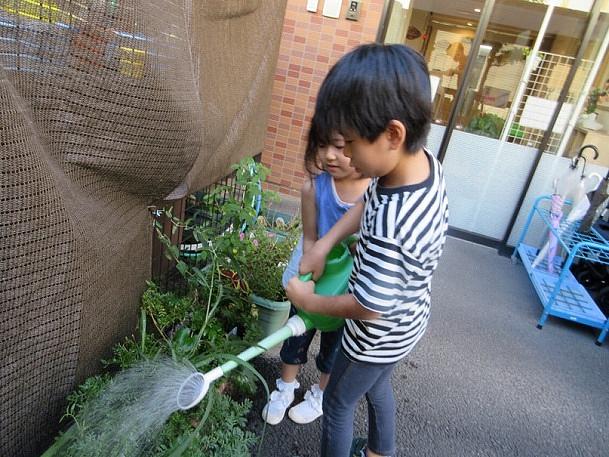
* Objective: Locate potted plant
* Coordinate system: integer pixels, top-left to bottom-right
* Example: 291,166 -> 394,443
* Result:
238,216 -> 300,337
579,87 -> 608,130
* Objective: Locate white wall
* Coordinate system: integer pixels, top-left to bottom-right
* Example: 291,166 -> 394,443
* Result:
426,124 -> 608,244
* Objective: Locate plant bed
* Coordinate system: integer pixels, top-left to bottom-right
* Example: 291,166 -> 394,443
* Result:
42,158 -> 302,456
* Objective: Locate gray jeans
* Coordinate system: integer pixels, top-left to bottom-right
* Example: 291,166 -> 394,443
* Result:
321,349 -> 396,457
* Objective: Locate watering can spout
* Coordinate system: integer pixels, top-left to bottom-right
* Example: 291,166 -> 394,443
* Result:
176,315 -> 309,410
177,242 -> 353,410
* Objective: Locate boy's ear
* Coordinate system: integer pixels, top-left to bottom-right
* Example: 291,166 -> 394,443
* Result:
385,120 -> 407,151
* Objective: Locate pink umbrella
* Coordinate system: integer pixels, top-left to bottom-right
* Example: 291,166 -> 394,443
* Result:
546,193 -> 564,274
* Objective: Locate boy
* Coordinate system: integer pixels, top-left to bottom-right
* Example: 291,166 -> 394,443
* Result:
286,43 -> 449,457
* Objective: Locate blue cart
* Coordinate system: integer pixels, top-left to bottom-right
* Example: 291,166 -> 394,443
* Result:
512,195 -> 609,345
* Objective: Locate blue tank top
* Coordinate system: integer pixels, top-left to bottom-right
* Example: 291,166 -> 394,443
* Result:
315,172 -> 354,238
281,172 -> 356,288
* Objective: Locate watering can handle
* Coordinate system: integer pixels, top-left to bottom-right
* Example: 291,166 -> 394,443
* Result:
300,273 -> 313,282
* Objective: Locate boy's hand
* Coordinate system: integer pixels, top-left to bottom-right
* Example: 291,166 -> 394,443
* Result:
286,276 -> 315,311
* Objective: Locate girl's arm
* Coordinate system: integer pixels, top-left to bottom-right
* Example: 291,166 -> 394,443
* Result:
300,177 -> 317,253
299,200 -> 364,280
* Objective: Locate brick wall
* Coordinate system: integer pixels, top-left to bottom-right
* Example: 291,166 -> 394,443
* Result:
261,0 -> 387,198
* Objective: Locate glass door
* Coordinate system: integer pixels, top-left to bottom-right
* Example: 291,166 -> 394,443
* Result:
384,0 -> 484,140
381,0 -> 609,242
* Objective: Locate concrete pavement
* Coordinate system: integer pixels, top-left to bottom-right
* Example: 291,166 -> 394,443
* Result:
248,237 -> 609,457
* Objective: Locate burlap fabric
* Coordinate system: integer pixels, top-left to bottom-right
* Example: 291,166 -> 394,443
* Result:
0,1 -> 286,455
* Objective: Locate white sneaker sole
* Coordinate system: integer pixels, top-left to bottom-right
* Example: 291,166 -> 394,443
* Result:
287,408 -> 323,424
262,408 -> 289,425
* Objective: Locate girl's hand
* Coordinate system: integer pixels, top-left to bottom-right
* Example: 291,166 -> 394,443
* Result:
286,276 -> 315,311
299,239 -> 330,280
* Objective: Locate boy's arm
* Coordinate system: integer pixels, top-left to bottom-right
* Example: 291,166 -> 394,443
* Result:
299,200 -> 364,279
300,177 -> 317,253
286,277 -> 381,320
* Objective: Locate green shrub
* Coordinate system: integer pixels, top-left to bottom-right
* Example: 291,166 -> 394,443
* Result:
465,113 -> 505,139
142,282 -> 193,332
63,374 -> 112,423
45,158 -> 279,457
155,394 -> 257,457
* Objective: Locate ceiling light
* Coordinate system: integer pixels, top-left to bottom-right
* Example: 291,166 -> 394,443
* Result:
474,8 -> 481,13
467,22 -> 473,26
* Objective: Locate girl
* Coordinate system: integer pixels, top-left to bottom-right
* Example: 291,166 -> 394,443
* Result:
261,131 -> 370,425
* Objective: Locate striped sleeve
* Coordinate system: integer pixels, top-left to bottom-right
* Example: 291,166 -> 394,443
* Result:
351,234 -> 405,314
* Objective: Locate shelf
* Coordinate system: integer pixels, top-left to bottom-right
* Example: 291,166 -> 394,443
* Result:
535,208 -> 609,265
518,244 -> 607,329
513,195 -> 609,345
516,242 -> 573,280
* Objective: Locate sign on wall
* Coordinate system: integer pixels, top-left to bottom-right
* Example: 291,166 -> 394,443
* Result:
519,96 -> 574,134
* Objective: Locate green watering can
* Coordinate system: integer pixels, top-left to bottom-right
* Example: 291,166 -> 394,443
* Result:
175,242 -> 353,410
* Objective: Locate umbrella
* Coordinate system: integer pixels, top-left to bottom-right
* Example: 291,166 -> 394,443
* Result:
531,161 -> 600,271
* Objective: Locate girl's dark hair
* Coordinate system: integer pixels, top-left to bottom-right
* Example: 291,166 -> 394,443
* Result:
305,43 -> 431,169
304,121 -> 323,175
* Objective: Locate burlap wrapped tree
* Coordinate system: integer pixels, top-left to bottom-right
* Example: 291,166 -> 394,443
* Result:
0,1 -> 286,454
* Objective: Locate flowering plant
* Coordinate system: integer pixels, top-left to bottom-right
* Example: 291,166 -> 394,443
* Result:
238,217 -> 300,302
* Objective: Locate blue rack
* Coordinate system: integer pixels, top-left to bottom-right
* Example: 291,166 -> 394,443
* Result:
512,195 -> 609,345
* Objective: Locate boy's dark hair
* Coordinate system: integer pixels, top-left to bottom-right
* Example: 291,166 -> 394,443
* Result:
305,43 -> 432,173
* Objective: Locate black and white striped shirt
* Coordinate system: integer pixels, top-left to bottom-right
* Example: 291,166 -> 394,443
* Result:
344,150 -> 448,363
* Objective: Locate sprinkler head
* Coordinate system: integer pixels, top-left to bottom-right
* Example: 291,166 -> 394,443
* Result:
176,372 -> 209,410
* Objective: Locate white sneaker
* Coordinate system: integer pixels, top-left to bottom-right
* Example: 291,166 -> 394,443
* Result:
288,383 -> 324,424
261,378 -> 299,425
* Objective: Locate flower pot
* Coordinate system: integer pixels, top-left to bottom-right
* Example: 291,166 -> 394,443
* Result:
579,113 -> 603,131
249,293 -> 290,337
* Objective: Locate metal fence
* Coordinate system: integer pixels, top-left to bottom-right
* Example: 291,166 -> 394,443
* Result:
150,154 -> 262,291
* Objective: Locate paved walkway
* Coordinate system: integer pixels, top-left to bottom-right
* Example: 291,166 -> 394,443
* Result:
248,237 -> 609,457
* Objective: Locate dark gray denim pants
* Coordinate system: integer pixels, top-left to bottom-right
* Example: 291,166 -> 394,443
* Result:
321,349 -> 396,457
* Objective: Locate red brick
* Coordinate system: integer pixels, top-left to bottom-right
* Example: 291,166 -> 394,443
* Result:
264,0 -> 385,195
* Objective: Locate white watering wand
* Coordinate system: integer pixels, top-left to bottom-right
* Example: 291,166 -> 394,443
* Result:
176,315 -> 309,410
175,242 -> 353,410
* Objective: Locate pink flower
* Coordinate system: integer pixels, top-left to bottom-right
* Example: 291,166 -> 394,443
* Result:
239,232 -> 245,241
253,239 -> 259,247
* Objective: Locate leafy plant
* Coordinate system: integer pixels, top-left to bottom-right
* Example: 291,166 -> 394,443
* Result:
43,158 -> 286,457
155,393 -> 257,457
198,157 -> 279,269
585,87 -> 608,114
102,309 -> 163,370
154,218 -> 259,344
62,374 -> 112,424
142,282 -> 193,332
238,217 -> 299,301
465,113 -> 505,139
